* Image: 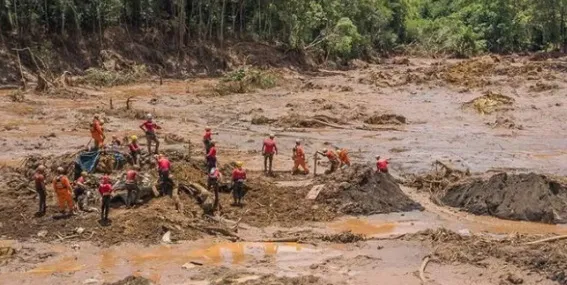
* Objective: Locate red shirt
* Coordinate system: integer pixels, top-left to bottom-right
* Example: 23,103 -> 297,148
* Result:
209,168 -> 220,179
34,173 -> 45,188
141,120 -> 158,132
232,168 -> 247,181
263,139 -> 277,154
101,175 -> 111,184
126,170 -> 137,182
203,130 -> 212,140
99,183 -> 113,195
207,146 -> 217,158
129,142 -> 140,152
377,160 -> 389,171
325,151 -> 337,160
158,158 -> 171,171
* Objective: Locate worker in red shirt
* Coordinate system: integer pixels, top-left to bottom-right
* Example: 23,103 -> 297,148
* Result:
207,167 -> 222,211
317,148 -> 339,174
292,139 -> 309,175
125,165 -> 140,207
128,135 -> 141,165
206,141 -> 217,172
376,156 -> 389,173
156,154 -> 172,196
34,165 -> 47,216
52,167 -> 74,215
203,127 -> 213,155
262,134 -> 278,175
98,174 -> 113,223
231,161 -> 247,206
139,114 -> 161,154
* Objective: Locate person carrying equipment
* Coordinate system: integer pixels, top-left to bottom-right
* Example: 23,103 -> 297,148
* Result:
34,165 -> 47,216
139,114 -> 161,154
128,135 -> 141,165
52,167 -> 74,215
316,148 -> 339,174
231,161 -> 247,206
292,139 -> 309,175
262,134 -> 278,175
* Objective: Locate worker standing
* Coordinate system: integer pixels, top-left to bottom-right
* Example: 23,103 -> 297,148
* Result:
98,175 -> 113,223
206,141 -> 217,172
207,167 -> 222,212
316,148 -> 339,174
262,134 -> 278,175
203,127 -> 213,155
73,172 -> 89,211
52,167 -> 74,215
292,139 -> 309,175
90,115 -> 105,149
336,147 -> 351,168
34,165 -> 47,216
376,156 -> 389,173
128,135 -> 141,165
156,154 -> 171,196
231,161 -> 247,206
139,114 -> 161,154
125,165 -> 140,208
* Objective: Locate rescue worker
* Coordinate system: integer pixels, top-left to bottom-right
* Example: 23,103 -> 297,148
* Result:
206,141 -> 217,172
203,127 -> 213,155
156,154 -> 171,196
231,161 -> 247,206
34,165 -> 47,216
90,115 -> 105,149
125,165 -> 140,208
292,139 -> 309,175
336,147 -> 351,168
128,135 -> 141,165
317,148 -> 339,174
73,172 -> 89,211
52,167 -> 74,215
110,135 -> 121,152
139,114 -> 161,154
262,134 -> 278,175
207,167 -> 222,211
98,175 -> 113,223
376,156 -> 389,173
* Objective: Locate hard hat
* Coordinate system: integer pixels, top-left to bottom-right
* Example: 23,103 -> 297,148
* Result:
269,133 -> 275,138
235,161 -> 244,167
210,168 -> 216,174
146,113 -> 153,119
133,165 -> 141,170
112,135 -> 117,139
131,135 -> 138,141
37,165 -> 46,171
376,155 -> 381,159
205,126 -> 211,130
81,171 -> 88,176
322,148 -> 328,153
57,167 -> 64,173
94,115 -> 99,119
295,139 -> 301,143
210,140 -> 216,145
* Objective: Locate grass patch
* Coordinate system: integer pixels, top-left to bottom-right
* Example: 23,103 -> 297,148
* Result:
77,64 -> 149,87
213,68 -> 278,95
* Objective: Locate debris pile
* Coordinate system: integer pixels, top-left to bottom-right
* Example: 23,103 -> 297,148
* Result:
104,276 -> 153,285
462,91 -> 514,115
317,164 -> 422,215
440,172 -> 567,224
364,113 -> 407,125
276,114 -> 347,129
404,160 -> 470,193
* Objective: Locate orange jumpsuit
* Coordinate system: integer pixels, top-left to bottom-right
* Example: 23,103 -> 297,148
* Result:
90,119 -> 104,148
52,175 -> 74,211
337,148 -> 350,167
292,145 -> 309,174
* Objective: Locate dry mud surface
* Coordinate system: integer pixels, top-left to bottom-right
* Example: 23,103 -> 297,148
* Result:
1,55 -> 567,284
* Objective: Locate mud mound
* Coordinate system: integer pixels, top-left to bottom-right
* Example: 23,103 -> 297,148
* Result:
317,164 -> 422,215
277,114 -> 345,128
440,173 -> 567,223
442,56 -> 497,88
463,91 -> 514,115
364,113 -> 407,125
104,276 -> 153,285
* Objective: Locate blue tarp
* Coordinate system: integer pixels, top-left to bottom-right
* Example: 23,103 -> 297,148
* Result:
75,151 -> 100,173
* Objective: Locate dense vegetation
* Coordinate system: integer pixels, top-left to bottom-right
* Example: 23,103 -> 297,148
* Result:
2,0 -> 567,58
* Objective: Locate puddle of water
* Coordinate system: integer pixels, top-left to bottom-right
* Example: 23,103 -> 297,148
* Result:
29,256 -> 85,274
331,219 -> 396,236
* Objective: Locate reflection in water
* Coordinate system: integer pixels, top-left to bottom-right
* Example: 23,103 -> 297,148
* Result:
331,219 -> 396,235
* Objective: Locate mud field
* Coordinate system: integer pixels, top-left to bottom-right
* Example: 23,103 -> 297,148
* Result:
1,55 -> 567,284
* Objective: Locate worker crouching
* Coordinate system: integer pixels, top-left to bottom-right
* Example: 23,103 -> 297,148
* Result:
317,148 -> 339,174
231,161 -> 247,206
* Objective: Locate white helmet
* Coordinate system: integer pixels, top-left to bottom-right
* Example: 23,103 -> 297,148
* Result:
269,133 -> 275,138
146,113 -> 153,120
210,168 -> 216,174
295,139 -> 301,144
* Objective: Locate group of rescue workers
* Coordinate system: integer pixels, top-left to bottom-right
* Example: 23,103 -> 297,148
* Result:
32,113 -> 390,224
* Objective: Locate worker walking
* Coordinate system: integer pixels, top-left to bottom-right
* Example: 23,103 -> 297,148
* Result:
34,165 -> 47,216
98,175 -> 113,223
203,127 -> 213,155
262,134 -> 278,175
156,154 -> 171,196
292,139 -> 309,175
206,141 -> 217,172
317,148 -> 339,174
140,114 -> 161,154
376,156 -> 389,173
207,167 -> 222,212
90,115 -> 105,149
125,165 -> 140,208
52,167 -> 74,215
128,135 -> 141,165
231,161 -> 247,206
336,147 -> 351,168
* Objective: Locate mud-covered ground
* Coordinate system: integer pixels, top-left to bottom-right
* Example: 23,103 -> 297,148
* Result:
2,55 -> 567,284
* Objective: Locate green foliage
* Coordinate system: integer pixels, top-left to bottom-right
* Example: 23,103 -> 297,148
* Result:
215,68 -> 278,95
78,64 -> 149,87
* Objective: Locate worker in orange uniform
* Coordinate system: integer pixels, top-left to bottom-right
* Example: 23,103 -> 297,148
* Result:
262,134 -> 278,175
139,113 -> 161,154
203,127 -> 213,155
206,141 -> 217,172
90,115 -> 105,149
317,148 -> 339,174
34,165 -> 47,216
292,139 -> 309,175
52,167 -> 74,215
336,147 -> 351,168
98,175 -> 113,223
376,156 -> 389,173
231,161 -> 247,206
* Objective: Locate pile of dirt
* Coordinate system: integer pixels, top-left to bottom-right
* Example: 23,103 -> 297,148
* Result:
439,172 -> 567,223
316,164 -> 422,215
462,91 -> 515,115
403,160 -> 470,193
364,113 -> 407,125
276,114 -> 346,129
271,229 -> 365,243
441,56 -> 498,88
251,115 -> 276,125
104,276 -> 153,285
